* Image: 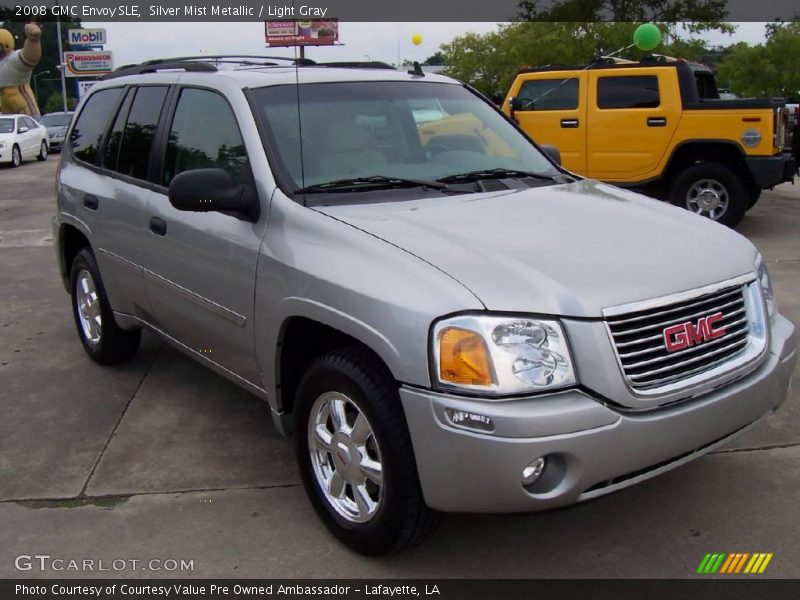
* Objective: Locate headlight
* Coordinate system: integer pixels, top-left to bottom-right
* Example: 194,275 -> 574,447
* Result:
756,256 -> 777,319
432,315 -> 577,395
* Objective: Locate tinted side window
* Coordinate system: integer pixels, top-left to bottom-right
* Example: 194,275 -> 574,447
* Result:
597,76 -> 660,109
70,88 -> 123,165
23,117 -> 37,129
163,88 -> 249,185
103,88 -> 134,171
517,78 -> 579,110
116,86 -> 168,180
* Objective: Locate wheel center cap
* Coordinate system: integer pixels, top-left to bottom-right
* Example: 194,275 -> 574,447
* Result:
333,442 -> 353,469
698,190 -> 719,209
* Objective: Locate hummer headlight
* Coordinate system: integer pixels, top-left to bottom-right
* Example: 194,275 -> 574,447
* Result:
432,315 -> 577,395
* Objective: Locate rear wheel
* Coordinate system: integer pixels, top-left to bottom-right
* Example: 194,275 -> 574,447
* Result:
69,248 -> 141,365
669,162 -> 747,228
37,141 -> 48,161
294,347 -> 438,555
10,144 -> 21,168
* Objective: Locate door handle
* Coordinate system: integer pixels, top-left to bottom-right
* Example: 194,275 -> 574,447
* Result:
83,194 -> 99,210
560,119 -> 579,128
647,117 -> 667,127
149,217 -> 167,236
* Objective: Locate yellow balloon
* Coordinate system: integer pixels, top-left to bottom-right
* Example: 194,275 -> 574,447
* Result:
411,33 -> 422,46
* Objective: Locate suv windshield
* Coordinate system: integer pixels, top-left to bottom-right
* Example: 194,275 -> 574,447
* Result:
0,118 -> 13,134
40,114 -> 72,127
251,81 -> 558,194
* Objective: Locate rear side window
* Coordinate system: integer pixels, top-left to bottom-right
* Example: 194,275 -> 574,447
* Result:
597,76 -> 660,109
517,78 -> 579,110
115,86 -> 169,180
162,88 -> 249,185
70,88 -> 123,165
103,89 -> 134,171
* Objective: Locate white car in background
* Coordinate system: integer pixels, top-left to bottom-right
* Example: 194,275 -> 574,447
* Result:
0,114 -> 49,167
39,111 -> 74,152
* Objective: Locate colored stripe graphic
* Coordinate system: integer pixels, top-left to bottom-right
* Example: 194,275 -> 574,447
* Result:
699,553 -> 773,574
719,554 -> 736,574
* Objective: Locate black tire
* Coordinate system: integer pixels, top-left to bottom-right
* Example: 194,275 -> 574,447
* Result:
669,162 -> 747,228
746,184 -> 761,210
69,248 -> 141,365
37,141 -> 48,161
294,347 -> 438,555
10,144 -> 21,168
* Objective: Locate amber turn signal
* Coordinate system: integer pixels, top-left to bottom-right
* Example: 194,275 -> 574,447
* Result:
438,327 -> 494,386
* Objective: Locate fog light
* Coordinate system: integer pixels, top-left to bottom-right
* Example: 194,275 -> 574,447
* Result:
522,457 -> 546,485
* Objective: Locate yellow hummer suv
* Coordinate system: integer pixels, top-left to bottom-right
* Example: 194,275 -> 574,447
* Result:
503,57 -> 798,227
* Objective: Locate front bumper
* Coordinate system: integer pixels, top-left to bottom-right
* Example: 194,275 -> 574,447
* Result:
745,153 -> 797,188
401,314 -> 796,513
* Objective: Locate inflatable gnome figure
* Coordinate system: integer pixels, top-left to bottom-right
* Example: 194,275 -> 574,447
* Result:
0,22 -> 42,118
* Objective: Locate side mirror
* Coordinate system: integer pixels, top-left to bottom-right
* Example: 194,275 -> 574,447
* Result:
168,168 -> 257,219
540,144 -> 561,166
18,126 -> 29,134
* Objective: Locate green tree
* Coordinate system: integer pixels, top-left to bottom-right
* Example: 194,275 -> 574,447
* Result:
0,9 -> 82,110
43,91 -> 76,113
424,51 -> 446,66
516,0 -> 729,25
716,22 -> 800,99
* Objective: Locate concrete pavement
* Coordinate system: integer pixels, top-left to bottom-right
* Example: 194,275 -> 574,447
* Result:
1,159 -> 798,578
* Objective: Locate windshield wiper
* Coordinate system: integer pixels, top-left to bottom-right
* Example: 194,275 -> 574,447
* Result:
437,168 -> 560,184
295,175 -> 450,194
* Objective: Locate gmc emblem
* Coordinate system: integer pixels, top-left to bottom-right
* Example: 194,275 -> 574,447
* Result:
663,312 -> 727,353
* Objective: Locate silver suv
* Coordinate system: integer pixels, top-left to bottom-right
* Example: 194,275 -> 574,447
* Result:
53,57 -> 797,555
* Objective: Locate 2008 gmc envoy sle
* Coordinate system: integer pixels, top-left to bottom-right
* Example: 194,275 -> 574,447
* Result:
52,56 -> 797,555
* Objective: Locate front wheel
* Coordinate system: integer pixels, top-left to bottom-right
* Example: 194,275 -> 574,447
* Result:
294,347 -> 438,555
10,144 -> 21,168
69,248 -> 141,365
669,162 -> 747,228
37,141 -> 48,161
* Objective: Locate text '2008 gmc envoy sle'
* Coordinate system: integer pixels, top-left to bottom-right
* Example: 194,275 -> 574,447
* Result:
52,57 -> 797,555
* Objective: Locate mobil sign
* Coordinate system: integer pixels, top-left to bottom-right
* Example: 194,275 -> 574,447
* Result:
68,29 -> 107,46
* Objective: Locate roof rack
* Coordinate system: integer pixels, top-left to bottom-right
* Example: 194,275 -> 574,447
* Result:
101,55 -> 400,81
313,61 -> 396,70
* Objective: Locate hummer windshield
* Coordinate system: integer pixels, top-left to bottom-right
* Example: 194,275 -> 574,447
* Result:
251,81 -> 560,196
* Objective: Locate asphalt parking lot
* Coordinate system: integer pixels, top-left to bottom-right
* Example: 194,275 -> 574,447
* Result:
1,158 -> 798,578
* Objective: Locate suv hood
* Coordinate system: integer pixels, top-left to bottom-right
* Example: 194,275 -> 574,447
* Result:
316,180 -> 758,317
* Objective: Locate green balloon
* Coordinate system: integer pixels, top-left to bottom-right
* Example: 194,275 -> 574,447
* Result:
633,23 -> 661,51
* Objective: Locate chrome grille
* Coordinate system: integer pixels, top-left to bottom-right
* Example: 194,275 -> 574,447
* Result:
607,284 -> 751,391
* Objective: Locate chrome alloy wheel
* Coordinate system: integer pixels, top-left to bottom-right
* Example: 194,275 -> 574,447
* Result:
308,391 -> 384,523
76,269 -> 102,346
686,178 -> 729,220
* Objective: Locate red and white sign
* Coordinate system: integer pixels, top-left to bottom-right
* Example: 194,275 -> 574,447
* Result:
663,313 -> 727,353
265,20 -> 338,47
63,51 -> 114,78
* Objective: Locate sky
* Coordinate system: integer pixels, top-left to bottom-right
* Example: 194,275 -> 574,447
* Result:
80,22 -> 771,68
